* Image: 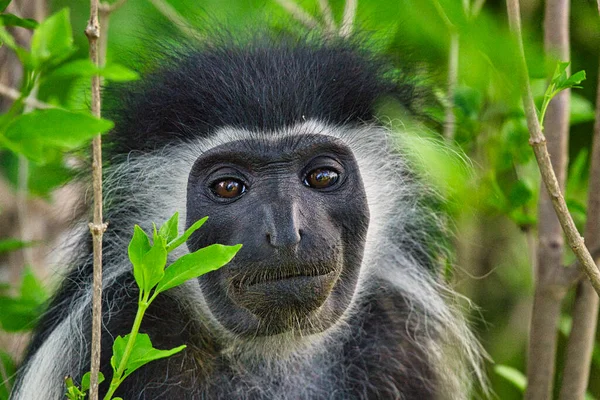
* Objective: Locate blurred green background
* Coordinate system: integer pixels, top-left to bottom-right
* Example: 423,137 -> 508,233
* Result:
1,0 -> 599,398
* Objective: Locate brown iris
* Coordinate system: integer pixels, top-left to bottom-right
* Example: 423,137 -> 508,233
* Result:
212,179 -> 245,198
304,169 -> 339,189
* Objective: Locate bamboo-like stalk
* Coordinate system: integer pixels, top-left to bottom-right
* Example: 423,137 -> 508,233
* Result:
506,0 -> 600,294
507,0 -> 600,397
524,0 -> 571,398
273,0 -> 320,30
84,1 -> 105,398
558,59 -> 600,400
444,32 -> 459,140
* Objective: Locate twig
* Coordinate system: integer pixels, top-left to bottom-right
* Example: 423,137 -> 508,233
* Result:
0,83 -> 53,109
339,0 -> 357,37
472,0 -> 486,17
146,0 -> 200,38
559,56 -> 600,400
506,0 -> 600,295
444,32 -> 459,140
85,0 -> 108,398
317,0 -> 336,34
273,0 -> 320,30
99,0 -> 128,14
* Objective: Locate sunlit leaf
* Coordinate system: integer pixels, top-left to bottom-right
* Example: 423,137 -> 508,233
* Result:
155,244 -> 241,294
158,212 -> 179,243
494,365 -> 526,393
112,334 -> 186,381
166,217 -> 208,252
30,9 -> 74,68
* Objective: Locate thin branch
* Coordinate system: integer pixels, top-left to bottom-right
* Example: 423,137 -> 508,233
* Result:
0,83 -> 53,109
506,0 -> 600,295
472,0 -> 486,17
85,0 -> 108,398
146,0 -> 198,38
559,56 -> 600,400
339,0 -> 357,37
317,0 -> 336,34
99,0 -> 128,13
273,0 -> 320,30
444,32 -> 459,140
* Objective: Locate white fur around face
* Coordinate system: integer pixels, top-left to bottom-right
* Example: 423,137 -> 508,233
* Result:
11,120 -> 483,400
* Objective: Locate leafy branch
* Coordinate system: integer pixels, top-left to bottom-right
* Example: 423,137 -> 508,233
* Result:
539,61 -> 586,128
66,212 -> 241,400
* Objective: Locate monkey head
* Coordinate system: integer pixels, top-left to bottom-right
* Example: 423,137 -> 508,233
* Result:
185,133 -> 369,338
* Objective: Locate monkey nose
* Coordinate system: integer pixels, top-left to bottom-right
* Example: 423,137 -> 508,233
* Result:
266,229 -> 302,249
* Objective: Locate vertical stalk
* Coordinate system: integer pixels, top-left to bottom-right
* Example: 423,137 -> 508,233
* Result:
559,59 -> 600,400
525,0 -> 571,398
85,0 -> 106,398
444,32 -> 459,140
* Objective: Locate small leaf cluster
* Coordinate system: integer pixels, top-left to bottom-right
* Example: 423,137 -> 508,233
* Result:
69,212 -> 241,400
539,62 -> 586,128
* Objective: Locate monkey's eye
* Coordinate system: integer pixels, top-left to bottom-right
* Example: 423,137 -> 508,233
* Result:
304,168 -> 339,189
211,179 -> 246,198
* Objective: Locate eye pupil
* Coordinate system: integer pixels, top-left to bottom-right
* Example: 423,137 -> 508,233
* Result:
305,169 -> 339,189
213,179 -> 245,198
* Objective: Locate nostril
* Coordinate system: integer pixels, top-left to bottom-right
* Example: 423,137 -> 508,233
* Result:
266,232 -> 272,244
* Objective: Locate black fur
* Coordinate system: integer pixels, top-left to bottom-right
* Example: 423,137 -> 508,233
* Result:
103,36 -> 415,155
12,35 -> 478,400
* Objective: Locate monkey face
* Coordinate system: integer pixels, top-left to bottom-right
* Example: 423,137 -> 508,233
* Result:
185,133 -> 369,337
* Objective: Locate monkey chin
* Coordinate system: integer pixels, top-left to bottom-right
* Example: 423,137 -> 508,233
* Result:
231,268 -> 340,330
200,256 -> 360,339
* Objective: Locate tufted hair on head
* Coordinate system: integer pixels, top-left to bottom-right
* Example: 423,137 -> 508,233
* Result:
103,35 -> 415,155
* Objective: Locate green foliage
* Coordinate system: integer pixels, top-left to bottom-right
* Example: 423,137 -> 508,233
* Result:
539,62 -> 587,127
0,267 -> 48,332
65,373 -> 105,400
494,365 -> 526,392
0,14 -> 38,29
0,7 -> 137,196
2,109 -> 113,163
70,213 -> 241,399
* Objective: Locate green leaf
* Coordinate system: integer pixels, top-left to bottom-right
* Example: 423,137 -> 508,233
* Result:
166,216 -> 208,252
80,371 -> 104,392
101,64 -> 139,82
0,25 -> 30,65
494,365 -> 526,392
47,59 -> 139,82
549,62 -> 586,92
0,296 -> 42,331
0,0 -> 11,12
507,180 -> 533,209
0,238 -> 37,254
139,235 -> 167,291
112,333 -> 186,381
2,109 -> 113,163
30,9 -> 74,68
560,70 -> 586,90
570,93 -> 595,125
20,267 -> 47,304
128,225 -> 151,290
158,212 -> 179,243
0,14 -> 38,29
155,244 -> 242,294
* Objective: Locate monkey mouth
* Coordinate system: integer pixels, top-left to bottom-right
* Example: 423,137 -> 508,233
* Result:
243,267 -> 336,287
227,261 -> 339,290
226,264 -> 340,317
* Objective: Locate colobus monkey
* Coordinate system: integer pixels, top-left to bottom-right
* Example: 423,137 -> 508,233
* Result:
11,35 -> 483,399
